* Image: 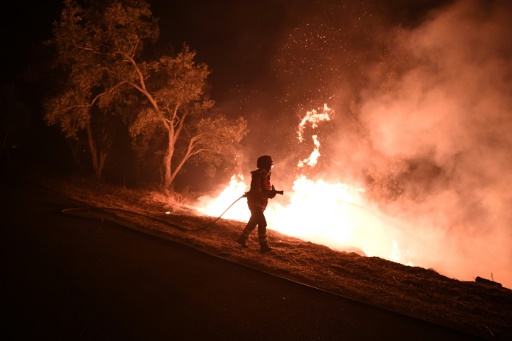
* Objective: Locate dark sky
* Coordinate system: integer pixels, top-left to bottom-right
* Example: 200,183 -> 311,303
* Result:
1,1 -> 61,81
149,0 -> 454,101
1,0 -> 452,94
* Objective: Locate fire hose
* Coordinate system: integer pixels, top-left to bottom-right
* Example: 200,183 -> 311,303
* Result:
61,187 -> 284,232
191,186 -> 284,230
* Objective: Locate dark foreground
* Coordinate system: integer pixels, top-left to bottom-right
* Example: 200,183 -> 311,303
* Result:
1,172 -> 484,340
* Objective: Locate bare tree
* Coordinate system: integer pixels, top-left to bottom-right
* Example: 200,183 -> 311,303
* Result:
44,0 -> 247,189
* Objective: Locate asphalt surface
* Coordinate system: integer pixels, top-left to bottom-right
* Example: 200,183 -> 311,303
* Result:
1,170 -> 482,340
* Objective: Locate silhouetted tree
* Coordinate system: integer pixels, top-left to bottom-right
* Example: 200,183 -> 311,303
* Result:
44,0 -> 247,190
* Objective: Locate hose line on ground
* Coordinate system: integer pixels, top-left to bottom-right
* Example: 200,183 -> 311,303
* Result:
61,193 -> 247,232
197,193 -> 246,230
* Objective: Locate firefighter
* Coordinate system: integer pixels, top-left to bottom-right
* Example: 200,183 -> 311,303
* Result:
237,155 -> 278,253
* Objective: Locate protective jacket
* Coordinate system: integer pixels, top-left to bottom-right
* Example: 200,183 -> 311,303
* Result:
246,168 -> 272,210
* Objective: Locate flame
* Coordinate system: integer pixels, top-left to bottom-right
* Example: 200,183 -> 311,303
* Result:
297,104 -> 331,142
195,172 -> 414,264
298,135 -> 321,167
267,175 -> 365,244
195,174 -> 248,221
194,104 -> 414,266
298,104 -> 330,168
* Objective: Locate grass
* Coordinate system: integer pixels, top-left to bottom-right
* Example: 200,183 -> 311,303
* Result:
46,174 -> 512,340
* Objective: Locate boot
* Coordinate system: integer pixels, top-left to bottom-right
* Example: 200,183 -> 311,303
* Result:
237,236 -> 248,248
260,243 -> 272,253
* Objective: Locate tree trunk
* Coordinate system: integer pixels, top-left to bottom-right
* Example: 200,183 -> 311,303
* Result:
163,129 -> 174,191
86,116 -> 104,179
98,150 -> 107,178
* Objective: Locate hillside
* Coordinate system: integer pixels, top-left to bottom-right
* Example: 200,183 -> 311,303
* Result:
44,175 -> 512,340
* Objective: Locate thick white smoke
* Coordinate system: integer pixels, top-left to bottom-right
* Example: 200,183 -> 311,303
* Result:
359,0 -> 512,287
205,0 -> 512,288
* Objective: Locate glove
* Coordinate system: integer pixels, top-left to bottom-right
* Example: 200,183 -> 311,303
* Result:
268,185 -> 277,199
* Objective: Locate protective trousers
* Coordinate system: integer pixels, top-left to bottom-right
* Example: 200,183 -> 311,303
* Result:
239,207 -> 268,246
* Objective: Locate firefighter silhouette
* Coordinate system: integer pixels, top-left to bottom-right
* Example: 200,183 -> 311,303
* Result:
237,155 -> 279,253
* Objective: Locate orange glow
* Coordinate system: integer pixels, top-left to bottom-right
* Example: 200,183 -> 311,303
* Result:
195,174 -> 249,222
297,104 -> 331,142
298,135 -> 321,167
193,0 -> 512,289
195,104 -> 414,266
195,171 -> 415,265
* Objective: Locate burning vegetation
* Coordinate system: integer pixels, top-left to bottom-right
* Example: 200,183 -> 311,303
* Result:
193,0 -> 512,293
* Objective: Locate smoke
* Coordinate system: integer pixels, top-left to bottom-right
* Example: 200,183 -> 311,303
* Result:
356,0 -> 512,287
198,0 -> 512,287
249,0 -> 512,287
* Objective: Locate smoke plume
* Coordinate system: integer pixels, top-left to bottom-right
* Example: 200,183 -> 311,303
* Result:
255,0 -> 512,287
202,0 -> 512,288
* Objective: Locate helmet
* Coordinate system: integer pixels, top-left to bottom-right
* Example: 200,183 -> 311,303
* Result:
257,155 -> 273,170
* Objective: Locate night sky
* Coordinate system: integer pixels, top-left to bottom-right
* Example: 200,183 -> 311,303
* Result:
1,0 -> 453,100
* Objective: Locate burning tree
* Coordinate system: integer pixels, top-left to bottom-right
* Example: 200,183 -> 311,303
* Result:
44,0 -> 247,190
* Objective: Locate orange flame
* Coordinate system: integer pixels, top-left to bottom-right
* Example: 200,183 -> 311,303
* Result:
194,104 -> 414,266
298,135 -> 321,167
195,174 -> 248,222
297,104 -> 331,142
195,173 -> 413,264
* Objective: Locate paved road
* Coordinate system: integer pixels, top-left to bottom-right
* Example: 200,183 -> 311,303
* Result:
1,170 -> 481,340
